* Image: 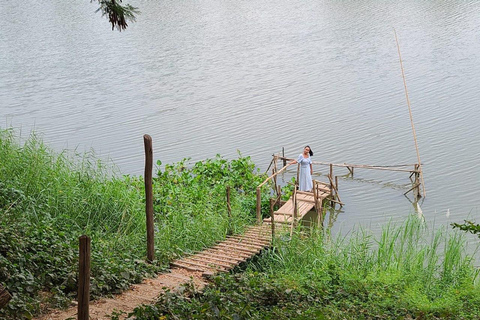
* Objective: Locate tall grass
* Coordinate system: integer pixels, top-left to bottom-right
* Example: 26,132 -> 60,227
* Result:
133,217 -> 480,319
0,129 -> 266,319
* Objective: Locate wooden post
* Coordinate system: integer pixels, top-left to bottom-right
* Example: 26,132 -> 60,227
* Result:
144,134 -> 155,263
282,147 -> 286,167
276,185 -> 281,206
226,186 -> 232,218
414,164 -> 421,201
0,284 -> 12,309
78,235 -> 91,320
270,198 -> 275,238
296,163 -> 300,186
272,157 -> 278,192
290,185 -> 298,237
256,187 -> 262,224
329,164 -> 334,207
347,166 -> 354,176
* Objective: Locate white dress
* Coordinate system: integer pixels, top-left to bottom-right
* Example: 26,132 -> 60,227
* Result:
297,154 -> 313,191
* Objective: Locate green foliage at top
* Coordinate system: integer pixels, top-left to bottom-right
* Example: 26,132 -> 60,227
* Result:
130,217 -> 480,319
0,129 -> 265,319
94,0 -> 139,31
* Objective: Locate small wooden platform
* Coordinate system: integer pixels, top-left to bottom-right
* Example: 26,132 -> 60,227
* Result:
170,225 -> 271,277
264,181 -> 332,227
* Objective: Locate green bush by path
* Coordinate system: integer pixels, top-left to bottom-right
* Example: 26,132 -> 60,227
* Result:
0,129 -> 267,319
130,218 -> 480,319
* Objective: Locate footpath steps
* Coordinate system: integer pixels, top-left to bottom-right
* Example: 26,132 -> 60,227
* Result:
171,225 -> 272,277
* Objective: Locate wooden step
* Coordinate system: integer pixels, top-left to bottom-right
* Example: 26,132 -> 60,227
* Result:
214,243 -> 262,254
226,235 -> 271,246
184,256 -> 235,269
222,239 -> 266,250
193,252 -> 246,264
204,247 -> 251,259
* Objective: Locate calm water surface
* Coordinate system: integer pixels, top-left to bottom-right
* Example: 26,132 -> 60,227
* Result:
2,0 -> 480,238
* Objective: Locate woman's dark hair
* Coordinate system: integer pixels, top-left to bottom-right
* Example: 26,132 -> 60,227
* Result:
305,145 -> 313,156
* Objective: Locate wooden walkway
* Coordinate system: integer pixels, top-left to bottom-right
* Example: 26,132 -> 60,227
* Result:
264,180 -> 334,228
171,225 -> 272,277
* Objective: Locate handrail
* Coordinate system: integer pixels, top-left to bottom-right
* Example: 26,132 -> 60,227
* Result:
258,163 -> 294,188
276,157 -> 420,173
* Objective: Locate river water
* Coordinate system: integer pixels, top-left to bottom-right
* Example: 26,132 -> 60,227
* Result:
1,1 -> 480,237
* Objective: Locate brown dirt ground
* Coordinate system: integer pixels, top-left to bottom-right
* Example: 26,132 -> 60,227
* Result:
35,268 -> 206,320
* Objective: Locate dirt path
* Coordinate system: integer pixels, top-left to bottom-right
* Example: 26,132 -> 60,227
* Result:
36,225 -> 272,320
36,268 -> 206,320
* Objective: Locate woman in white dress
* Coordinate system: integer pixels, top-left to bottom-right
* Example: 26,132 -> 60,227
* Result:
290,146 -> 313,191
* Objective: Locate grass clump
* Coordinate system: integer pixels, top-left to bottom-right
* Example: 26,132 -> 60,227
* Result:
130,217 -> 480,319
0,129 -> 267,319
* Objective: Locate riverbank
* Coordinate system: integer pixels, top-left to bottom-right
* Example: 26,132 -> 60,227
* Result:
1,129 -> 479,319
0,129 -> 265,319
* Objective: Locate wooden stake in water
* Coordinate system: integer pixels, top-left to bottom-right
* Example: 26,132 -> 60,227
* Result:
394,29 -> 426,197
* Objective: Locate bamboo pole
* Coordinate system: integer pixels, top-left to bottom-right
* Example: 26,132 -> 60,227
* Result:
276,157 -> 419,173
282,147 -> 286,167
258,163 -> 294,188
272,157 -> 278,192
394,28 -> 425,197
226,186 -> 231,218
290,185 -> 298,237
78,235 -> 91,320
256,187 -> 262,224
143,134 -> 155,263
296,163 -> 300,186
270,198 -> 275,238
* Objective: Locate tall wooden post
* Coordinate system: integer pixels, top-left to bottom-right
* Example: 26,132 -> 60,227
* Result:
290,185 -> 298,237
0,284 -> 12,310
78,235 -> 91,320
270,198 -> 275,238
282,147 -> 286,167
226,186 -> 232,218
144,134 -> 155,263
256,187 -> 262,224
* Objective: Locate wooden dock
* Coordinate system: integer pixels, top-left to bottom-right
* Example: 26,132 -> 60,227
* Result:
263,180 -> 332,227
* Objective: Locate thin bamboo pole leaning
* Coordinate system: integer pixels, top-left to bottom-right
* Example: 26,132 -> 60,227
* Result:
394,28 -> 426,197
256,162 -> 294,223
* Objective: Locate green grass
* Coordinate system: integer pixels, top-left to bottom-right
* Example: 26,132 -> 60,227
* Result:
130,218 -> 480,319
0,128 -> 267,319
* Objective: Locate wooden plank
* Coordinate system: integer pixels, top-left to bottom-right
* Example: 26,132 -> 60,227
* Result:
172,260 -> 228,273
204,248 -> 251,259
194,252 -> 246,263
223,239 -> 266,249
236,232 -> 271,240
227,235 -> 271,245
215,243 -> 261,254
185,257 -> 235,269
171,261 -> 207,272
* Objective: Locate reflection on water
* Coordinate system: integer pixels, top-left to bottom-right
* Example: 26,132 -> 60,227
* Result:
1,0 -> 480,238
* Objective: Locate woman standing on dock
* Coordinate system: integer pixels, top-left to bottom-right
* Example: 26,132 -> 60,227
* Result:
290,146 -> 313,191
